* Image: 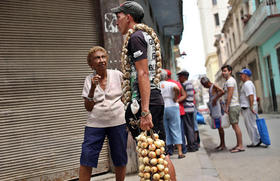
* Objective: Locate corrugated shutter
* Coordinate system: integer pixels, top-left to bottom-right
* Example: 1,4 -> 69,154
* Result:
0,0 -> 110,180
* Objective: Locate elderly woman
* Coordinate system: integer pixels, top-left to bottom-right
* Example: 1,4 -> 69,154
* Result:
79,46 -> 127,181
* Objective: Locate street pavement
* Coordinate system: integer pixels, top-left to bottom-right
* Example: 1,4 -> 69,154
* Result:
91,114 -> 279,181
199,113 -> 280,181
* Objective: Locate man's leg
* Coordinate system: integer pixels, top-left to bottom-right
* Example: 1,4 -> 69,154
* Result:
217,127 -> 225,148
180,115 -> 187,154
115,166 -> 126,181
79,165 -> 92,181
185,113 -> 197,151
232,123 -> 244,149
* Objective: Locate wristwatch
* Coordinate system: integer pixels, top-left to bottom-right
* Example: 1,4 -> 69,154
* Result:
141,110 -> 151,117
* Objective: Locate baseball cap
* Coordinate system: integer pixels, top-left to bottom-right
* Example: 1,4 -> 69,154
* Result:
111,1 -> 144,19
165,69 -> 171,77
177,70 -> 189,77
238,68 -> 252,76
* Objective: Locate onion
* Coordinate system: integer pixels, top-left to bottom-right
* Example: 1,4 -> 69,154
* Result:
140,135 -> 147,142
138,157 -> 143,164
151,166 -> 158,173
148,151 -> 156,158
141,149 -> 148,157
138,172 -> 144,177
158,158 -> 164,165
155,149 -> 161,156
160,147 -> 165,153
153,173 -> 160,180
154,140 -> 162,148
147,138 -> 154,145
139,164 -> 145,172
160,154 -> 166,160
164,167 -> 169,174
164,174 -> 170,180
157,164 -> 164,171
143,157 -> 150,164
137,141 -> 142,147
144,172 -> 150,179
159,171 -> 165,178
163,160 -> 168,166
150,158 -> 158,165
148,144 -> 156,151
144,165 -> 151,172
141,142 -> 148,149
153,133 -> 159,139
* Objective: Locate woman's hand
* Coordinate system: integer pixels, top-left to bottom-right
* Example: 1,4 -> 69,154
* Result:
91,74 -> 101,86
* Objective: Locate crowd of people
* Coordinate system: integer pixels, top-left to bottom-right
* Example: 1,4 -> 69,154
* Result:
76,1 -> 265,181
201,65 -> 264,153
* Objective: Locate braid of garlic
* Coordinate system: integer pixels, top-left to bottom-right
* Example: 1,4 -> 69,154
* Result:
121,24 -> 162,108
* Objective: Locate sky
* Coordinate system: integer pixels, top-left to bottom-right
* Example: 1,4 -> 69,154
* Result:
178,0 -> 206,80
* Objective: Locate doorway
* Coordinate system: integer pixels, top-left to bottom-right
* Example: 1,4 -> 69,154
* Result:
266,55 -> 278,111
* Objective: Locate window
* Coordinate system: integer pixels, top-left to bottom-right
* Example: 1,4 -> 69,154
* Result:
212,0 -> 217,6
248,60 -> 259,81
214,13 -> 220,26
277,46 -> 280,74
232,33 -> 236,49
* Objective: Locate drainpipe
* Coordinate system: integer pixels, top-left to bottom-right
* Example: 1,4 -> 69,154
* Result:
170,36 -> 177,80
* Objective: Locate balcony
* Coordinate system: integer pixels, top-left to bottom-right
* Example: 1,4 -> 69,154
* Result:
243,0 -> 280,46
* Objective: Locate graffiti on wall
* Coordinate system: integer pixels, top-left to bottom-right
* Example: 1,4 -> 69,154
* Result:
104,13 -> 118,33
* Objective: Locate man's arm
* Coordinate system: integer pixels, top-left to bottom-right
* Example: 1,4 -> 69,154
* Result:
225,87 -> 234,113
212,84 -> 225,106
135,58 -> 153,130
248,94 -> 256,114
177,86 -> 187,103
173,86 -> 180,102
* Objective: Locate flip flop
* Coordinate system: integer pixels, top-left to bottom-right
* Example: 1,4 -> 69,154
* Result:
178,154 -> 186,159
229,146 -> 238,151
215,146 -> 226,151
230,148 -> 245,153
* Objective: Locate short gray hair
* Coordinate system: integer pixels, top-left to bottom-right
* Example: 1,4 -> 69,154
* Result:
200,77 -> 210,85
160,69 -> 167,81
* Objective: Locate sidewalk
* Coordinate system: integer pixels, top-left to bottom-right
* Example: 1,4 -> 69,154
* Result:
91,141 -> 221,181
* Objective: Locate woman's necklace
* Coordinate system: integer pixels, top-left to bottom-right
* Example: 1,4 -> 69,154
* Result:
121,23 -> 162,108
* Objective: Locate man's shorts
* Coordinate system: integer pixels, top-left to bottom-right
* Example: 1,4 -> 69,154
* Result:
125,103 -> 166,141
80,124 -> 128,168
228,105 -> 241,124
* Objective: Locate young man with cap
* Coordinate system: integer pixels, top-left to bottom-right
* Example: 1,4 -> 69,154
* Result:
239,68 -> 261,147
177,70 -> 198,152
112,1 -> 176,180
221,65 -> 245,153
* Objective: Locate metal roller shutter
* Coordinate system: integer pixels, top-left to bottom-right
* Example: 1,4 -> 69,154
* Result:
0,0 -> 109,180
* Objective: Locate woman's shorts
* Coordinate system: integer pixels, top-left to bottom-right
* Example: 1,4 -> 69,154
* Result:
80,124 -> 128,168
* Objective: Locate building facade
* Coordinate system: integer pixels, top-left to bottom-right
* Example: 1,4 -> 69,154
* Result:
244,0 -> 280,112
0,0 -> 183,180
215,0 -> 280,113
197,0 -> 229,82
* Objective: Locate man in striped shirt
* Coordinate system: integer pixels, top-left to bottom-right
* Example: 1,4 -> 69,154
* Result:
177,70 -> 198,152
